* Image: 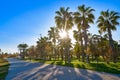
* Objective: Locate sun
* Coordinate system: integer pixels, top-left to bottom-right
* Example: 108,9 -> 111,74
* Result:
59,30 -> 67,38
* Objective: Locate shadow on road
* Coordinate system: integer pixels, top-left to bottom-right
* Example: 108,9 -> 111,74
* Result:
5,58 -> 120,80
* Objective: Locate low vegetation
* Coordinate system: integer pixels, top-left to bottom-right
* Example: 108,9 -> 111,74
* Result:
0,59 -> 9,80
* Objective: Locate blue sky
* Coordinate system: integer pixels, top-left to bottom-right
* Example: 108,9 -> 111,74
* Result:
0,0 -> 120,53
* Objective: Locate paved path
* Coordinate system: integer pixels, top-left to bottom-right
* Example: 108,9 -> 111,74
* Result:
6,58 -> 120,80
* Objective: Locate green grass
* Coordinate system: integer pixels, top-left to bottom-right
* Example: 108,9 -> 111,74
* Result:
0,59 -> 9,80
26,58 -> 120,74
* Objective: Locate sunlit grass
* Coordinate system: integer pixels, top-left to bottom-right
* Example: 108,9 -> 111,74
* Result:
0,59 -> 9,80
25,58 -> 120,74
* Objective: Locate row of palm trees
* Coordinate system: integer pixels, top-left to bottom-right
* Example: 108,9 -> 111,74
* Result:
17,5 -> 120,64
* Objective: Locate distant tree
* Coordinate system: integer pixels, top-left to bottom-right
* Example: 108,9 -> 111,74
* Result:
90,34 -> 101,64
57,39 -> 65,61
98,37 -> 111,64
48,27 -> 59,60
17,43 -> 28,59
73,30 -> 83,61
27,45 -> 36,60
73,42 -> 81,60
36,36 -> 51,60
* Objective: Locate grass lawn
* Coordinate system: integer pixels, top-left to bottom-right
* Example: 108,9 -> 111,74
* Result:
26,58 -> 120,74
0,59 -> 9,80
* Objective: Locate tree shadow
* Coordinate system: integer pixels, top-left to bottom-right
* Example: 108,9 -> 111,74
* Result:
6,58 -> 120,80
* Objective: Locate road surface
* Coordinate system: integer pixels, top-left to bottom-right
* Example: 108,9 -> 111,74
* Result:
6,58 -> 120,80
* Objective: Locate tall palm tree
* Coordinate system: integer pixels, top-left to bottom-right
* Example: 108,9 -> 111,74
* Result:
55,7 -> 73,32
48,27 -> 58,60
97,10 -> 120,63
55,7 -> 73,64
74,5 -> 95,63
17,43 -> 28,59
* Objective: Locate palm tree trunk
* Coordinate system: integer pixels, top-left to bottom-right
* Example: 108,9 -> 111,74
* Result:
65,32 -> 71,64
108,28 -> 116,63
60,48 -> 64,61
54,41 -> 57,60
84,29 -> 90,63
81,36 -> 85,62
67,47 -> 70,64
65,48 -> 67,64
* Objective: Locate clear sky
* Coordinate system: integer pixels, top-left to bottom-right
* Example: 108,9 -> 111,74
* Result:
0,0 -> 120,53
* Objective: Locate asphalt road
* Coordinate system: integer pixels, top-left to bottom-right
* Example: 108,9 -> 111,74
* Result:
5,58 -> 120,80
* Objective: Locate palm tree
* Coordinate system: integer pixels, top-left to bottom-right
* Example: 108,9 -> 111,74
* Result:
45,41 -> 52,60
0,49 -> 1,54
48,27 -> 58,60
36,36 -> 48,60
73,42 -> 81,60
74,5 -> 95,63
55,7 -> 73,64
73,30 -> 83,61
91,34 -> 101,64
0,49 -> 2,59
28,45 -> 36,60
97,10 -> 120,63
57,38 -> 65,61
17,43 -> 28,59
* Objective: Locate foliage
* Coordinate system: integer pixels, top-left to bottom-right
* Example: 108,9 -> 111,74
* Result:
97,10 -> 120,63
17,43 -> 28,59
0,59 -> 9,80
